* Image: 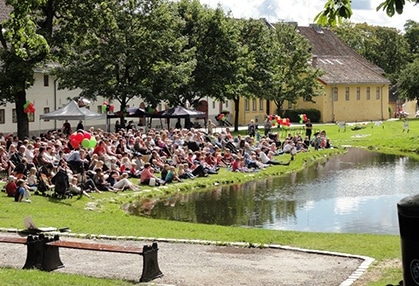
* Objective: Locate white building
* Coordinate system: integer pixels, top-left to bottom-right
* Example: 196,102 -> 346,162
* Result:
1,71 -> 233,136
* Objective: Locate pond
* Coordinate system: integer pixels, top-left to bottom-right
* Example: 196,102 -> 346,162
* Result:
138,148 -> 419,235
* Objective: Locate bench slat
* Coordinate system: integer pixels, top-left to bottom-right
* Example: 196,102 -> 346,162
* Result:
47,240 -> 143,254
0,236 -> 27,244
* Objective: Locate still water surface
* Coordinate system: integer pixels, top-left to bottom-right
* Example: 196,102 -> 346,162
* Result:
148,148 -> 419,235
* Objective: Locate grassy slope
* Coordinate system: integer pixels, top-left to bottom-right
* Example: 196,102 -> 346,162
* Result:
1,119 -> 418,285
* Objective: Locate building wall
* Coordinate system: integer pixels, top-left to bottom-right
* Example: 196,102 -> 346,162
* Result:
0,72 -> 237,135
237,98 -> 268,127
296,83 -> 390,122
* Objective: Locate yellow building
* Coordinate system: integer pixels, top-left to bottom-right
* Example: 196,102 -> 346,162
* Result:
235,25 -> 391,124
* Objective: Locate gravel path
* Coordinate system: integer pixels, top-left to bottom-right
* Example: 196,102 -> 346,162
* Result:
0,232 -> 372,285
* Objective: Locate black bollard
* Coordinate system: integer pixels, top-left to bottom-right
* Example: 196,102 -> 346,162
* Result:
398,194 -> 419,286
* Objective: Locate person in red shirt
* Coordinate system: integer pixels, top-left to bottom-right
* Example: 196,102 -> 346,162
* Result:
5,175 -> 17,197
140,163 -> 164,186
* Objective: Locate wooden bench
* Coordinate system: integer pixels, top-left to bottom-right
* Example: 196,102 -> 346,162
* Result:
0,234 -> 163,282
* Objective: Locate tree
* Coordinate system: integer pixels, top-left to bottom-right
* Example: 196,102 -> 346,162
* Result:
404,20 -> 419,56
316,0 -> 419,26
170,0 -> 244,114
332,22 -> 411,81
54,0 -> 194,124
0,0 -> 50,139
397,58 -> 419,106
239,18 -> 279,117
262,23 -> 324,114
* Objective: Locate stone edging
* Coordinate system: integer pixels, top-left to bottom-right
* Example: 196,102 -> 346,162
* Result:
0,228 -> 374,286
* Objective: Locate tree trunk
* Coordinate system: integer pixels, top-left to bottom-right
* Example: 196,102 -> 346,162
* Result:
15,90 -> 29,139
233,98 -> 240,132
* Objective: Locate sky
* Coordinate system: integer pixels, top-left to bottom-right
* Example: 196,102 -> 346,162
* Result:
199,0 -> 418,31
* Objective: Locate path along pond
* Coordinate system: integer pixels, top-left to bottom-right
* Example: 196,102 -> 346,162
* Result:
134,148 -> 419,235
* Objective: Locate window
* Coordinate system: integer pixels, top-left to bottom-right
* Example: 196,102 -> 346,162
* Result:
225,101 -> 229,108
245,99 -> 249,111
12,109 -> 17,123
252,99 -> 256,111
366,87 -> 370,100
333,87 -> 338,101
345,87 -> 350,101
43,75 -> 49,87
0,109 -> 4,124
212,101 -> 216,109
356,87 -> 360,100
259,99 -> 264,111
376,87 -> 380,100
287,101 -> 292,109
43,107 -> 50,122
97,105 -> 103,114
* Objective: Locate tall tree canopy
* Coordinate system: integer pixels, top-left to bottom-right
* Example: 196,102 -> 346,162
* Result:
54,0 -> 194,115
404,20 -> 419,56
332,22 -> 411,82
262,23 -> 324,113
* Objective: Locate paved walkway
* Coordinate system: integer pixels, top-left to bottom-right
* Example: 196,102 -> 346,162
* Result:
0,231 -> 373,286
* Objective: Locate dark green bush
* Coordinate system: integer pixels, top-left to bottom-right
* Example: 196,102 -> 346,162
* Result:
278,109 -> 321,123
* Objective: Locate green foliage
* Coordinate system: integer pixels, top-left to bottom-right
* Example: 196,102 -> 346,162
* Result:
260,23 -> 324,112
397,58 -> 419,105
316,0 -> 418,26
54,0 -> 193,111
280,108 -> 321,123
0,0 -> 50,138
404,20 -> 419,56
314,0 -> 352,26
332,22 -> 411,80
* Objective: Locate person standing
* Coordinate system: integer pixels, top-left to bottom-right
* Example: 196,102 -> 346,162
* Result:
264,117 -> 272,136
305,119 -> 313,140
207,119 -> 216,135
247,120 -> 256,138
76,120 -> 84,131
62,120 -> 72,136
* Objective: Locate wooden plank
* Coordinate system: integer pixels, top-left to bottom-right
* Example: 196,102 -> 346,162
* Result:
47,240 -> 143,255
0,236 -> 27,244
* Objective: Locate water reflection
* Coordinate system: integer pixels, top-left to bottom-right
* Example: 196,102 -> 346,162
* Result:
130,148 -> 419,235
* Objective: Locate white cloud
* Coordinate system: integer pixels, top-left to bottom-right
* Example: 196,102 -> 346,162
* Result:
200,0 -> 419,31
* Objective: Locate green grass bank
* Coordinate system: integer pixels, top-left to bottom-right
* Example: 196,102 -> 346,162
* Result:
2,118 -> 418,285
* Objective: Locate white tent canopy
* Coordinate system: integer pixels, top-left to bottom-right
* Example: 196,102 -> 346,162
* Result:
40,100 -> 105,121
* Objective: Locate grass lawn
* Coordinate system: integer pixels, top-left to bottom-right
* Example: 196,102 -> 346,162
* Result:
1,118 -> 418,285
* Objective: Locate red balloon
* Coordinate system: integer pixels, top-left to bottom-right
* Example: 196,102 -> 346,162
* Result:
83,132 -> 91,140
70,133 -> 77,141
71,139 -> 80,149
75,133 -> 84,143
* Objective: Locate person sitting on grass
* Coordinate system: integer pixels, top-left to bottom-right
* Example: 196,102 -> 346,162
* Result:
164,166 -> 182,184
233,154 -> 255,173
93,168 -> 116,192
14,179 -> 31,203
160,164 -> 170,182
177,163 -> 195,180
68,177 -> 92,198
140,163 -> 165,186
25,167 -> 38,191
111,172 -> 139,191
5,175 -> 17,197
257,147 -> 290,166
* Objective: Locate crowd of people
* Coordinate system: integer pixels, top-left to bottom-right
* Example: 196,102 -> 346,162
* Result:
1,117 -> 331,201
